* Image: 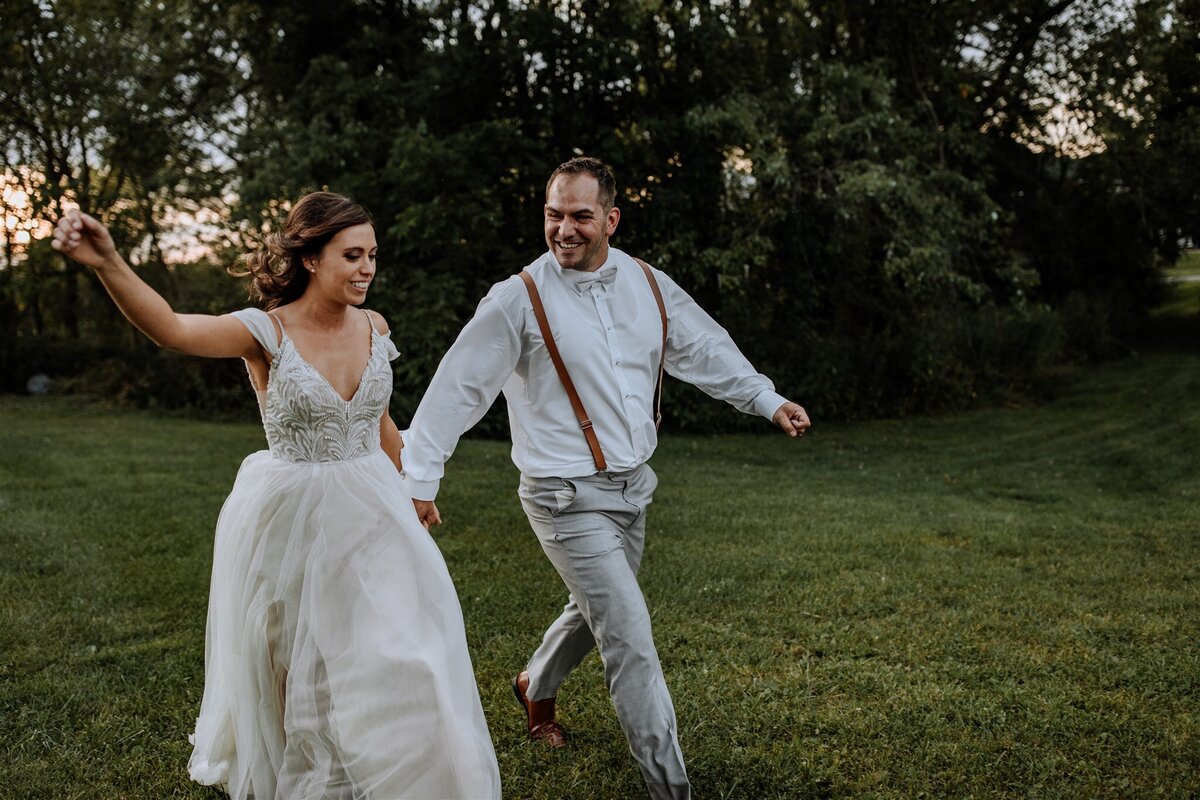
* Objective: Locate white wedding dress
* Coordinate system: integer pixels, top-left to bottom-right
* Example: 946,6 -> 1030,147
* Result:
187,308 -> 500,799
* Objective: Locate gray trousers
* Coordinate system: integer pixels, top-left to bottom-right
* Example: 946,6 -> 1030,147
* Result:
518,464 -> 691,800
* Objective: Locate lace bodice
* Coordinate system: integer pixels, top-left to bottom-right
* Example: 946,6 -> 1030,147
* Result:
232,308 -> 400,463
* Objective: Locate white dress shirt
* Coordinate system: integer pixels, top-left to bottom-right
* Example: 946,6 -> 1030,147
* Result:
401,247 -> 789,500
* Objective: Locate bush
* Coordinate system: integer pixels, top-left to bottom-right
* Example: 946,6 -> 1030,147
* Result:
2,300 -> 1073,432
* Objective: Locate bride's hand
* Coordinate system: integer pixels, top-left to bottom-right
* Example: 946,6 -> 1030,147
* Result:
412,499 -> 443,530
50,210 -> 120,270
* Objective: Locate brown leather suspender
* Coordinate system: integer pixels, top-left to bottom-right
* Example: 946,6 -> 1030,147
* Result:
519,270 -> 608,471
519,258 -> 668,472
634,257 -> 668,432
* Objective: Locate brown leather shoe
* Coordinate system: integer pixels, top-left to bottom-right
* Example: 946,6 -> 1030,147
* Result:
512,671 -> 567,748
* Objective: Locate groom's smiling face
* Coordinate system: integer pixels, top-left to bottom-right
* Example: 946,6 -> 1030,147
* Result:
544,174 -> 620,272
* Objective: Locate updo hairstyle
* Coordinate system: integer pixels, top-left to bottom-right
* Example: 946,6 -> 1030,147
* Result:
231,191 -> 373,309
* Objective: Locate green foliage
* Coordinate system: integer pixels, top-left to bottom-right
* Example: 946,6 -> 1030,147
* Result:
3,349 -> 1199,798
0,0 -> 240,338
4,0 -> 1198,425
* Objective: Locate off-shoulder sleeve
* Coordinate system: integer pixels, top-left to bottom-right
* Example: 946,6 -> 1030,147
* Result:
230,308 -> 281,357
380,331 -> 401,362
363,309 -> 400,361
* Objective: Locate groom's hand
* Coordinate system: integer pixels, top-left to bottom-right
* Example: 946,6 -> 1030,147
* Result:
772,402 -> 811,438
413,499 -> 443,530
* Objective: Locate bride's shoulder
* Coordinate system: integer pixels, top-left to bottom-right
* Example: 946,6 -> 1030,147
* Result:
365,308 -> 390,334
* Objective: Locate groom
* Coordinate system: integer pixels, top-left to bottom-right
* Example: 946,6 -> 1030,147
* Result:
401,157 -> 810,800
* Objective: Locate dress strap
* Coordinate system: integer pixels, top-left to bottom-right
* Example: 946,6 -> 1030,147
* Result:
363,309 -> 401,361
632,257 -> 668,431
266,311 -> 286,338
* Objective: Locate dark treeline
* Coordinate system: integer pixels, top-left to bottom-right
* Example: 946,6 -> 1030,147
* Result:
2,0 -> 1197,428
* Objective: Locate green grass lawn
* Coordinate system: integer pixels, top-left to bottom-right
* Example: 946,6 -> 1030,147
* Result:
3,349 -> 1199,799
1165,249 -> 1200,279
1160,250 -> 1200,320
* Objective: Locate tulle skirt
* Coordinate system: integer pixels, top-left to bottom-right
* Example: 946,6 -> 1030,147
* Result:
187,449 -> 500,800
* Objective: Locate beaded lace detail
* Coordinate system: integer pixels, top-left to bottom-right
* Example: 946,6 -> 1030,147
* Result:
262,318 -> 392,463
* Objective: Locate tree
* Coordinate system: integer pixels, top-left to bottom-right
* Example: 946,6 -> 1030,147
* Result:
0,0 -> 240,343
6,0 -> 1190,418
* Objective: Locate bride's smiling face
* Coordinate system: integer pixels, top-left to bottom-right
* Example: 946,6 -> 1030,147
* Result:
305,223 -> 378,305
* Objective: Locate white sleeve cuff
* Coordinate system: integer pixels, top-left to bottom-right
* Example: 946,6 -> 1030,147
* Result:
753,390 -> 790,422
399,473 -> 441,502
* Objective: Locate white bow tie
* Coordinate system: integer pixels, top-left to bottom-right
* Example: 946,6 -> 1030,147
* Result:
572,266 -> 618,294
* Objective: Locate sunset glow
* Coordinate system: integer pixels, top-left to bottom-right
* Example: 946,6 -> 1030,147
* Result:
2,172 -> 54,260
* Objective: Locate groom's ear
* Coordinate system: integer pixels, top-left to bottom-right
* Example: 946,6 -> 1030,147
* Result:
605,205 -> 621,236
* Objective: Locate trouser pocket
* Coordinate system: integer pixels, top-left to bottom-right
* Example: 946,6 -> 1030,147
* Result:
519,476 -> 578,516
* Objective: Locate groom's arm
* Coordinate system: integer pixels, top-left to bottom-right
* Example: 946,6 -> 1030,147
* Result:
402,280 -> 524,502
655,266 -> 808,432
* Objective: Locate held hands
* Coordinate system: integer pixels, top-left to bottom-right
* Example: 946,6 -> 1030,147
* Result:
50,210 -> 120,271
412,499 -> 443,530
772,402 -> 811,438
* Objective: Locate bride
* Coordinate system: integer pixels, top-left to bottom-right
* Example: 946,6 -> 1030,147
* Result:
51,193 -> 501,799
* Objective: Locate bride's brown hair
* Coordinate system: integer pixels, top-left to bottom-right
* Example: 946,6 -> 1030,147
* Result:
231,191 -> 374,310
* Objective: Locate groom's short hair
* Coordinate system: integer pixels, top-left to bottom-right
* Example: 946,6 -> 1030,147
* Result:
546,157 -> 617,212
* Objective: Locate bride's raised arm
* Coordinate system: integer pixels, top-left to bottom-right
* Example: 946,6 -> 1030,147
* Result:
51,210 -> 258,360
